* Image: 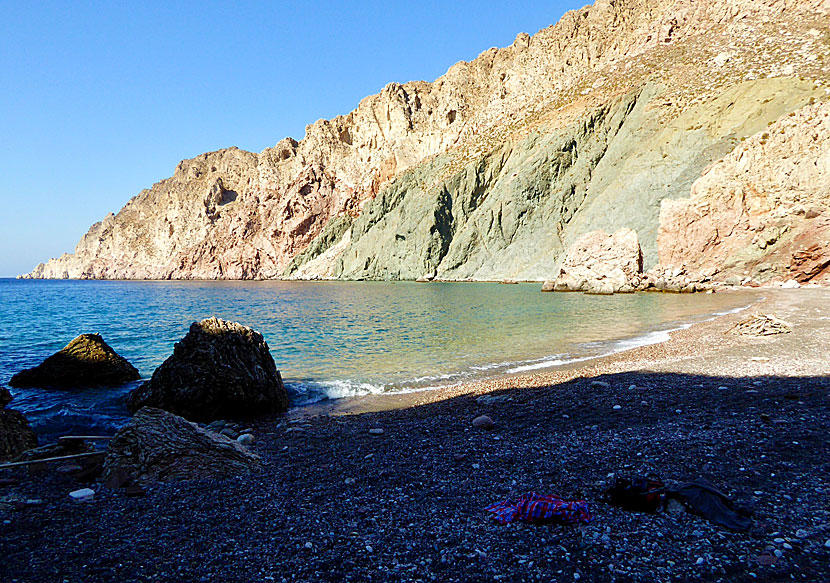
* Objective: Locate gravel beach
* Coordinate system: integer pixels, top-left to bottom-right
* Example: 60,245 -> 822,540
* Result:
2,288 -> 829,582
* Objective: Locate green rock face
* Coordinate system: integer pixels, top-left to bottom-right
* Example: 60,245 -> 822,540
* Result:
286,79 -> 819,281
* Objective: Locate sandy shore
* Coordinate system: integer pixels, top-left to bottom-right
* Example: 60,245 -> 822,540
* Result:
301,287 -> 830,417
2,288 -> 829,583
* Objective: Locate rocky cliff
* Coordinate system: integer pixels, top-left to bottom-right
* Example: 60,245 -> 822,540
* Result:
24,0 -> 830,282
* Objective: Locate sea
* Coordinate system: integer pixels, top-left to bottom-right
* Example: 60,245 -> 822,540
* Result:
0,278 -> 757,438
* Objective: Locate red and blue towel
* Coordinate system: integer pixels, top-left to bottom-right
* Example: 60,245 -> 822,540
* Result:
485,492 -> 592,525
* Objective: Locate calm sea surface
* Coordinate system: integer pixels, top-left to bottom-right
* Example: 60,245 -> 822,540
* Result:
0,278 -> 756,437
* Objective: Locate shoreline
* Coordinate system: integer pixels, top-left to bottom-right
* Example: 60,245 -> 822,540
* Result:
3,288 -> 829,582
298,287 -> 826,419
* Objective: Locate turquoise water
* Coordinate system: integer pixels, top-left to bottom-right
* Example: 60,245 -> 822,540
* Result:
0,278 -> 756,437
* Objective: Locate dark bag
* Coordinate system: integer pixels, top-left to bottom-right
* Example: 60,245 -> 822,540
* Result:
603,475 -> 665,513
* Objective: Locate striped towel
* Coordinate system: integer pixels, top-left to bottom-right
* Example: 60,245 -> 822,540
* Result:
485,492 -> 592,525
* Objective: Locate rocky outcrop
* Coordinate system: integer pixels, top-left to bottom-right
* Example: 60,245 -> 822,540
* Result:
658,101 -> 830,285
0,388 -> 37,461
127,318 -> 288,422
9,334 -> 140,389
102,407 -> 261,484
544,228 -> 643,293
21,0 -> 830,282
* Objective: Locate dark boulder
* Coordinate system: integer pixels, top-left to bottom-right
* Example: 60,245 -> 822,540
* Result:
102,407 -> 261,484
0,389 -> 37,461
127,317 -> 289,422
9,334 -> 140,389
0,387 -> 11,409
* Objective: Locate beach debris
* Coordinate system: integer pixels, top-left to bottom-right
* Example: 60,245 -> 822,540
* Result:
9,333 -> 139,389
666,478 -> 753,531
729,313 -> 792,336
485,492 -> 592,525
69,488 -> 95,502
127,317 -> 289,422
368,428 -> 384,435
103,407 -> 262,485
472,415 -> 495,430
602,476 -> 665,513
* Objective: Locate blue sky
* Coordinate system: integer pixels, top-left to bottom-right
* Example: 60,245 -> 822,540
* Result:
0,0 -> 584,277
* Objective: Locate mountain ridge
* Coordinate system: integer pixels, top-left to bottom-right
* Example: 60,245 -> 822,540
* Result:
24,0 -> 830,283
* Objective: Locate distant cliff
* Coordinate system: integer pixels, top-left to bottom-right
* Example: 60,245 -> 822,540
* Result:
24,0 -> 830,283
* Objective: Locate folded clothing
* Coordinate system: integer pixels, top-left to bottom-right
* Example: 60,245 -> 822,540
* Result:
486,492 -> 592,525
667,478 -> 753,532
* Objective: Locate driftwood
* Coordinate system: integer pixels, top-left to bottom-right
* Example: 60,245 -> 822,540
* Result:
729,313 -> 793,336
58,435 -> 113,443
0,451 -> 105,470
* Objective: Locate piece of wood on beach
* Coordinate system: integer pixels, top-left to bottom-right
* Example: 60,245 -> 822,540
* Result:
729,313 -> 793,336
0,451 -> 106,471
58,435 -> 113,443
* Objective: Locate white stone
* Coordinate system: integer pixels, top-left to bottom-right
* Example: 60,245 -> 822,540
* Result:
69,488 -> 95,502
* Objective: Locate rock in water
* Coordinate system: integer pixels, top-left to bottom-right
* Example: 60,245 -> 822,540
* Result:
548,229 -> 643,294
102,407 -> 261,484
127,317 -> 289,422
9,334 -> 139,388
0,387 -> 11,409
0,390 -> 37,461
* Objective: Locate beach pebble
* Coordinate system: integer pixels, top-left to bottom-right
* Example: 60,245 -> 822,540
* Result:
304,542 -> 313,549
612,405 -> 622,410
69,488 -> 95,502
472,415 -> 495,430
590,380 -> 611,388
628,385 -> 637,391
717,386 -> 729,391
773,549 -> 783,558
344,478 -> 356,485
368,428 -> 384,435
695,557 -> 705,565
666,499 -> 685,515
825,539 -> 830,548
574,573 -> 581,580
795,529 -> 808,539
773,537 -> 785,544
237,434 -> 255,445
783,543 -> 792,550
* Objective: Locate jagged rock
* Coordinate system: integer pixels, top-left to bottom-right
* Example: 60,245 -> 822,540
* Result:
102,407 -> 261,484
21,1 -> 828,283
549,229 -> 643,294
9,334 -> 139,389
0,389 -> 37,461
659,102 -> 830,285
127,318 -> 288,422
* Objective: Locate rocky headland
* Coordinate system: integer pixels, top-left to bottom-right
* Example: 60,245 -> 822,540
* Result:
21,0 -> 830,287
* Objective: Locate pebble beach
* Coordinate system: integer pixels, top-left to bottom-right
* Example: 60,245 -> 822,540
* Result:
2,288 -> 829,582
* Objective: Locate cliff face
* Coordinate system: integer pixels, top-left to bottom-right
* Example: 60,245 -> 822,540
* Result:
659,101 -> 830,284
24,0 -> 830,281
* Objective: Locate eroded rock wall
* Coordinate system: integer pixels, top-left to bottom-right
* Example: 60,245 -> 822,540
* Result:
23,0 -> 830,281
658,101 -> 830,284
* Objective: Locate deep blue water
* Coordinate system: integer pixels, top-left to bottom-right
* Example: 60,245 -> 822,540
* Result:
0,278 -> 756,438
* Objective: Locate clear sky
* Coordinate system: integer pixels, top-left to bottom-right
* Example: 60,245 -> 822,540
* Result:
0,0 -> 585,277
